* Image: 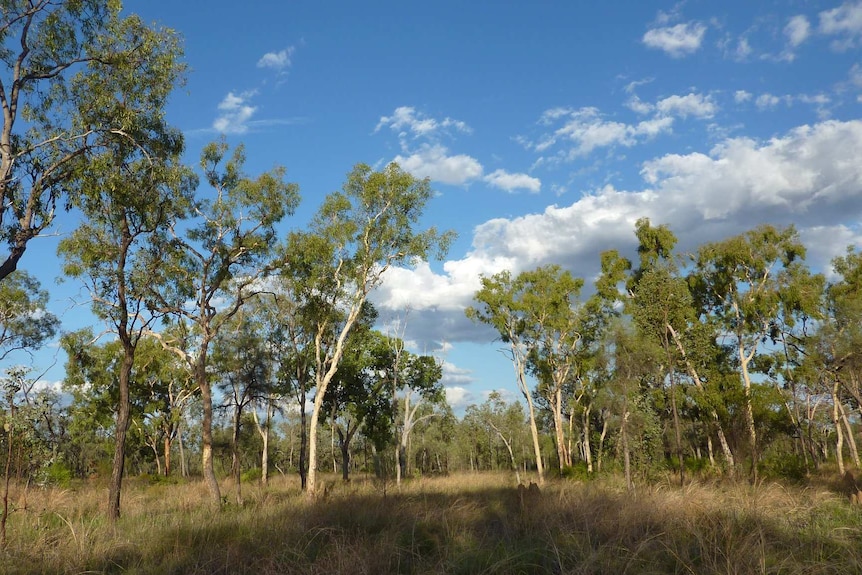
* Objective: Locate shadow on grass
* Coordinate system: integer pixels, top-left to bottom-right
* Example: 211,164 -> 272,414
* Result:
8,479 -> 862,575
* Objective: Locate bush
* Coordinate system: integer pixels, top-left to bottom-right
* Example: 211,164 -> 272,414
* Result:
40,461 -> 73,487
759,452 -> 808,482
241,467 -> 262,483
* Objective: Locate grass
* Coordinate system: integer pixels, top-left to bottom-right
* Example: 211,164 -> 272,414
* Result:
1,472 -> 861,574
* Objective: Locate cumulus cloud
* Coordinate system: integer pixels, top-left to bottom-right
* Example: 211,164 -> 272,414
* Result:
819,1 -> 862,36
655,93 -> 717,118
527,107 -> 673,160
735,90 -> 753,103
213,90 -> 257,134
483,169 -> 541,193
376,106 -> 471,139
373,120 -> 862,348
394,143 -> 483,185
257,47 -> 295,71
643,22 -> 707,57
445,386 -> 475,411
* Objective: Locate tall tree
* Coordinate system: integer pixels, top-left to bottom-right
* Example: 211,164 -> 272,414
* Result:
520,265 -> 586,473
148,140 -> 299,505
0,1 -> 185,281
284,162 -> 452,497
57,32 -> 190,518
690,224 -> 808,479
467,270 -> 547,485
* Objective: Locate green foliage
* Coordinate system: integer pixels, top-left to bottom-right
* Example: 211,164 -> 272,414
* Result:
41,461 -> 73,487
0,271 -> 60,361
0,0 -> 189,280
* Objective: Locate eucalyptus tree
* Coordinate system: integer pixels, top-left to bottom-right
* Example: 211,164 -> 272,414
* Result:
394,351 -> 444,483
284,162 -> 452,497
212,314 -> 272,503
519,265 -> 586,473
57,52 -> 191,519
463,391 -> 527,484
254,289 -> 316,488
690,224 -> 809,479
147,140 -> 299,505
0,270 -> 59,361
0,1 -> 187,282
467,270 -> 546,484
322,309 -> 389,482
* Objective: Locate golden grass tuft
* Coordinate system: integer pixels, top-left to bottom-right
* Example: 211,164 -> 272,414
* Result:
1,472 -> 861,574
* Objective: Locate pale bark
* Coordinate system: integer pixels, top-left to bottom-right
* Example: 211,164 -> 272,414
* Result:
832,379 -> 846,476
667,323 -> 735,468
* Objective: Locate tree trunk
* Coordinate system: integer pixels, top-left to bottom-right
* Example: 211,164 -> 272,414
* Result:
109,351 -> 135,522
178,421 -> 188,478
163,435 -> 172,476
622,408 -> 633,492
738,340 -> 759,481
299,387 -> 307,490
832,379 -> 845,476
581,403 -> 593,473
231,403 -> 243,505
838,401 -> 860,469
197,357 -> 221,504
551,385 -> 569,472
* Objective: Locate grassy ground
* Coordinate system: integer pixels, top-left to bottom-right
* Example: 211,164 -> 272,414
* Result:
2,471 -> 861,574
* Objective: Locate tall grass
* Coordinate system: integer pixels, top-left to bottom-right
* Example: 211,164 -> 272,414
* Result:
1,472 -> 861,574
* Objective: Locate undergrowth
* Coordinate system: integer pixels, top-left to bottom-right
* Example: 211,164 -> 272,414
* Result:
1,472 -> 861,574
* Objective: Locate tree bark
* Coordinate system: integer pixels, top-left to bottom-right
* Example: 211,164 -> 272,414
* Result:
109,350 -> 134,522
197,355 -> 221,504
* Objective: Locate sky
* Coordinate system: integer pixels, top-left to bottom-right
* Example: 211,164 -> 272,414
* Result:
8,0 -> 862,413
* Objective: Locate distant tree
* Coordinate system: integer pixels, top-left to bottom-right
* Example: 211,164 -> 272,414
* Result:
0,271 -> 59,361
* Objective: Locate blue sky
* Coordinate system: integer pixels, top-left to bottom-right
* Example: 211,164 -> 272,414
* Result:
10,0 -> 862,412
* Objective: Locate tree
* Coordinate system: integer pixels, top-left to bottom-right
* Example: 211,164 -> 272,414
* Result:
0,270 -> 59,361
463,392 -> 527,485
690,224 -> 808,479
284,162 -> 452,497
394,351 -> 444,483
57,43 -> 190,518
519,265 -> 587,473
147,140 -> 299,505
467,270 -> 547,485
0,1 -> 186,282
212,314 -> 272,503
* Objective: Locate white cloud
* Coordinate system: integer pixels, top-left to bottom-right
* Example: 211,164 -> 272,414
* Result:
734,37 -> 753,60
755,93 -> 783,109
394,143 -> 483,185
643,22 -> 707,57
376,106 -> 471,138
655,93 -> 717,118
445,386 -> 475,411
529,107 -> 673,160
626,95 -> 654,115
735,90 -> 753,103
785,15 -> 811,47
819,2 -> 862,37
483,169 -> 541,193
850,63 -> 862,87
257,47 -> 295,71
213,90 -> 257,134
373,120 -> 862,348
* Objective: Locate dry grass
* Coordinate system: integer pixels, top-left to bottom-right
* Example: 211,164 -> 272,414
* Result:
1,472 -> 861,574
